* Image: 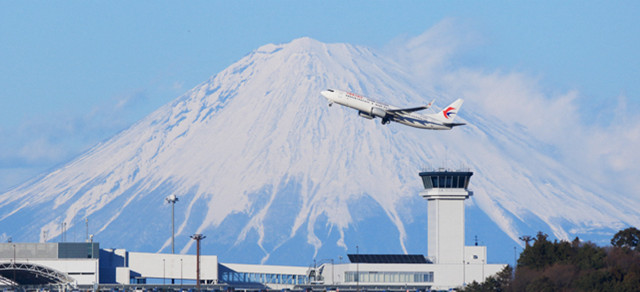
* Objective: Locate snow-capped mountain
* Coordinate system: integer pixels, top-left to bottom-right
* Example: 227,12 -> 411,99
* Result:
1,37 -> 637,265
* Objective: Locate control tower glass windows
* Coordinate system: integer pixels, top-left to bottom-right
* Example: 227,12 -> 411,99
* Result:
419,171 -> 473,189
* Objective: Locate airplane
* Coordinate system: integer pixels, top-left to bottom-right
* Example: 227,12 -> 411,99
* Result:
321,88 -> 465,130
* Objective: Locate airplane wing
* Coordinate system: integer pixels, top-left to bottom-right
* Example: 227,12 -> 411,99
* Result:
444,123 -> 466,127
386,99 -> 435,115
386,105 -> 429,114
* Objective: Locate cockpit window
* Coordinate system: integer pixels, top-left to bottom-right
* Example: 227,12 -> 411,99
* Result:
327,89 -> 334,92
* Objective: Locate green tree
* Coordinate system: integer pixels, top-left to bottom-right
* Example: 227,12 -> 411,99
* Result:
525,276 -> 556,292
517,232 -> 557,270
572,241 -> 606,270
511,228 -> 640,291
611,227 -> 640,251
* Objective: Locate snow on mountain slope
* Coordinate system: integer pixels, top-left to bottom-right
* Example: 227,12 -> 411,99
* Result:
1,37 -> 637,265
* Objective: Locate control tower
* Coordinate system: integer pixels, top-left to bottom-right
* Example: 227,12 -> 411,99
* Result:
419,169 -> 473,264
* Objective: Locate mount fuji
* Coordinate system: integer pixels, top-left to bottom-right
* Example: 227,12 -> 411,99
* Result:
1,37 -> 638,265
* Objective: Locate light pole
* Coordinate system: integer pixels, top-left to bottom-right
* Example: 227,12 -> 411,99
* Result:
86,218 -> 89,242
462,259 -> 466,287
482,259 -> 485,281
190,234 -> 206,291
165,195 -> 179,254
356,245 -> 359,292
331,259 -> 334,285
12,244 -> 16,286
166,195 -> 179,285
90,235 -> 97,287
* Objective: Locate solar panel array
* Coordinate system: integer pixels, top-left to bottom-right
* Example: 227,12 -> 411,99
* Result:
347,254 -> 430,264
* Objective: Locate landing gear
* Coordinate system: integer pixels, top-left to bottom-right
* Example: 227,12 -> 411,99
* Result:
381,117 -> 390,125
328,102 -> 333,107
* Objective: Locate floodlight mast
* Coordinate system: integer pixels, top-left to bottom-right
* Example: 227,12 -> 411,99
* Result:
166,195 -> 179,254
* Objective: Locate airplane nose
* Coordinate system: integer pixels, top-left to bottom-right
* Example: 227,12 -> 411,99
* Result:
321,90 -> 332,99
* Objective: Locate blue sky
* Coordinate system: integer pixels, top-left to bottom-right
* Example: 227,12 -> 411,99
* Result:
1,1 -> 639,192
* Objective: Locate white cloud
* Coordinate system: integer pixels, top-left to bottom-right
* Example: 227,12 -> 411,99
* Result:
0,88 -> 151,192
386,19 -> 640,201
384,18 -> 480,85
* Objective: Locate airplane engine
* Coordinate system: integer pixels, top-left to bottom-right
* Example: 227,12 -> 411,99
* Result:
370,107 -> 387,119
358,111 -> 374,119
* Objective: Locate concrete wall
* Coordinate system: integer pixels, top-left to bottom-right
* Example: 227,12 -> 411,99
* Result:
428,197 -> 465,264
0,243 -> 98,260
100,249 -> 218,284
422,188 -> 470,265
0,243 -> 57,259
464,246 -> 486,264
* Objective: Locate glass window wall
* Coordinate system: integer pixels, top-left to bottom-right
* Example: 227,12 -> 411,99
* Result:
345,271 -> 433,283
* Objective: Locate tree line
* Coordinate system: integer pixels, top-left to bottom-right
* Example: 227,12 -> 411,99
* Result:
462,227 -> 640,291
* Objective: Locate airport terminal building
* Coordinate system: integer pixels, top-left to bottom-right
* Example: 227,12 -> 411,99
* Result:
0,169 -> 505,291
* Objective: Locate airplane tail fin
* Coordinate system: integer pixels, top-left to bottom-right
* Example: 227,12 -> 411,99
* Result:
433,98 -> 464,123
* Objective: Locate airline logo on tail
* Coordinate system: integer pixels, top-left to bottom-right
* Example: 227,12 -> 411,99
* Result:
443,107 -> 457,119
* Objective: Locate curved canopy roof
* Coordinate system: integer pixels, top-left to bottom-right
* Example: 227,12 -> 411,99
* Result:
0,262 -> 72,285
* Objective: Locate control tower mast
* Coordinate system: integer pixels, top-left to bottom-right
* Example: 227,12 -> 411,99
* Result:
419,169 -> 473,264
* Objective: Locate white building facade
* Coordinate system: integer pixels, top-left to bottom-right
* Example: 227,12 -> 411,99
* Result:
100,249 -> 218,285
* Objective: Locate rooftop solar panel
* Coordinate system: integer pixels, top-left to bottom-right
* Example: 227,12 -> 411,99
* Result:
347,254 -> 430,264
